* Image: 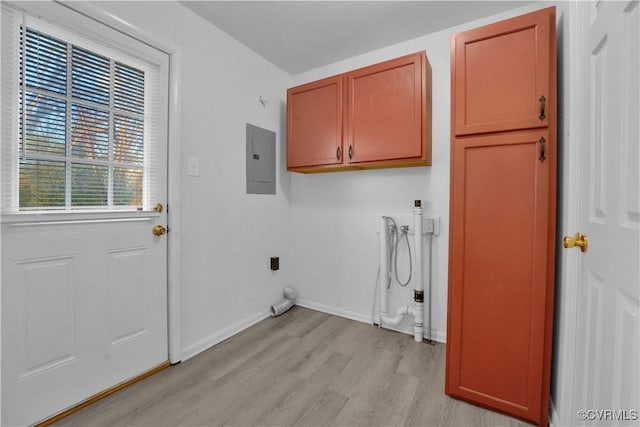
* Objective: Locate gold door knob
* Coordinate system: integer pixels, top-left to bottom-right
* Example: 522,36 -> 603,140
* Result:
152,225 -> 167,236
154,203 -> 164,213
563,232 -> 588,253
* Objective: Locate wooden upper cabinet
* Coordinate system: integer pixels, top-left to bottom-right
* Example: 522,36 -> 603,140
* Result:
346,52 -> 430,164
287,52 -> 431,173
452,8 -> 553,135
287,76 -> 343,168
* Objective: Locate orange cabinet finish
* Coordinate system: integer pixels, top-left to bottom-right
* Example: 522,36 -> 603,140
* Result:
446,7 -> 556,427
286,52 -> 431,173
346,52 -> 430,165
287,76 -> 343,168
453,7 -> 552,135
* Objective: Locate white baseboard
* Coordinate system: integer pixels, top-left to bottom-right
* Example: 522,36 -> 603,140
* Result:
549,398 -> 559,427
296,299 -> 371,324
181,309 -> 271,361
297,298 -> 446,343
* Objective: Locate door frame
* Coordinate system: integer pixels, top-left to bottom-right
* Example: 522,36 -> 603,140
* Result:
53,1 -> 184,364
550,1 -> 583,425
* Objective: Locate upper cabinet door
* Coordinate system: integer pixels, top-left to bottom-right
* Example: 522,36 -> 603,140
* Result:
287,76 -> 343,168
346,52 -> 427,163
453,8 -> 553,135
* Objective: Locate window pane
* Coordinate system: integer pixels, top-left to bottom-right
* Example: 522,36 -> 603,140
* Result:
23,28 -> 67,95
71,104 -> 109,160
19,160 -> 66,209
15,25 -> 153,212
113,115 -> 144,165
114,63 -> 144,115
113,167 -> 142,206
72,46 -> 110,105
24,92 -> 66,156
71,163 -> 107,207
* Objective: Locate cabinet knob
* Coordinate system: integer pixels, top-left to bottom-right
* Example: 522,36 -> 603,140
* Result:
336,146 -> 341,161
348,145 -> 353,161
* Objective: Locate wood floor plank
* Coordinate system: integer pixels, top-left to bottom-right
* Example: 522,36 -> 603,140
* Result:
53,307 -> 530,427
258,384 -> 330,426
295,389 -> 350,427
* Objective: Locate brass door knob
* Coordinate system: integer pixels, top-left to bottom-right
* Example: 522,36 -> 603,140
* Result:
563,232 -> 588,253
152,225 -> 167,236
154,203 -> 164,213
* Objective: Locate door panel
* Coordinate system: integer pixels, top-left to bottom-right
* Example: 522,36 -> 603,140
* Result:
447,130 -> 551,423
20,257 -> 76,378
572,2 -> 640,424
453,8 -> 552,135
287,76 -> 343,168
108,248 -> 148,345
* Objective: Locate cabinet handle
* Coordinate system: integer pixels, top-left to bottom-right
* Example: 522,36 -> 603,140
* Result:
336,146 -> 341,161
348,145 -> 353,161
538,137 -> 546,163
539,95 -> 546,121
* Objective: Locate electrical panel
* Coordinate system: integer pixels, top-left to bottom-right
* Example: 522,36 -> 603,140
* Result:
246,123 -> 276,194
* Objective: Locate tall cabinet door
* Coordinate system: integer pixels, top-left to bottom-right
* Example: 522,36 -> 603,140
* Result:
453,8 -> 553,135
446,7 -> 556,427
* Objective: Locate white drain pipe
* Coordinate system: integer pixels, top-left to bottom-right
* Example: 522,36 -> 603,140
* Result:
412,200 -> 424,342
378,200 -> 425,342
379,215 -> 390,324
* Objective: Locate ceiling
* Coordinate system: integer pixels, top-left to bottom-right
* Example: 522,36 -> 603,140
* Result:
180,1 -> 535,75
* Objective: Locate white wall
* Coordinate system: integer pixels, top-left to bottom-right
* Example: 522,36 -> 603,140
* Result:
288,2 -> 560,342
89,1 -> 293,360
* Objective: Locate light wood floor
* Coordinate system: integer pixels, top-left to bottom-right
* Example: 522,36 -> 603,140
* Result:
54,306 -> 529,427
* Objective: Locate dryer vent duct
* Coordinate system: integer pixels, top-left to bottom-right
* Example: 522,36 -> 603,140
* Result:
270,287 -> 297,317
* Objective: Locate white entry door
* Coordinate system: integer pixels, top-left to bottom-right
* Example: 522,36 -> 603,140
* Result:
0,4 -> 169,426
570,1 -> 639,424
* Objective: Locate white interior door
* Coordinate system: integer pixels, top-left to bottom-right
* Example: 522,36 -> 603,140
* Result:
571,1 -> 639,424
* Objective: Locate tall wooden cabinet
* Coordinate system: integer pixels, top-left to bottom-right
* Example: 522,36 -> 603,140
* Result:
446,7 -> 556,426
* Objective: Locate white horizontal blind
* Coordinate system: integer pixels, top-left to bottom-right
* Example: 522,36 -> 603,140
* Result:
1,6 -> 21,213
1,7 -> 163,213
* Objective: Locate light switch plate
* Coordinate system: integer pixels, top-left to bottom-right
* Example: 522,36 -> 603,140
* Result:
187,156 -> 199,177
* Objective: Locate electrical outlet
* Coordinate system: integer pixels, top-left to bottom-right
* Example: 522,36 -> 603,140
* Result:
424,217 -> 441,235
424,218 -> 434,233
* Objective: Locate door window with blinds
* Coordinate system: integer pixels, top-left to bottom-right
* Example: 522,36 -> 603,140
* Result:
1,9 -> 165,213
